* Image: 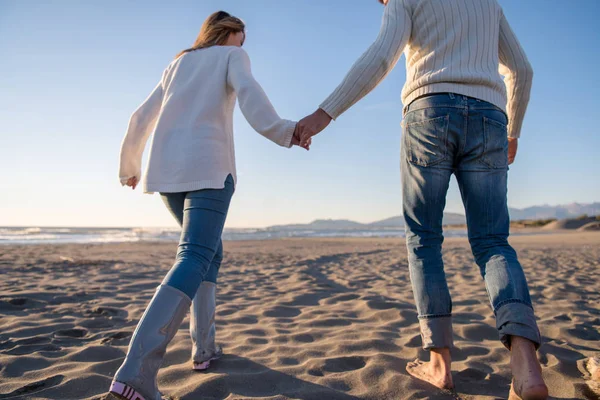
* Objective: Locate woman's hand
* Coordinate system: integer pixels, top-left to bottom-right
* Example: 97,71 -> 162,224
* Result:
125,176 -> 139,190
292,125 -> 311,150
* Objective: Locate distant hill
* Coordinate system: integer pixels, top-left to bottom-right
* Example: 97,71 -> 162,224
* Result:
266,219 -> 365,231
509,202 -> 600,220
264,203 -> 599,231
369,212 -> 466,227
267,213 -> 465,231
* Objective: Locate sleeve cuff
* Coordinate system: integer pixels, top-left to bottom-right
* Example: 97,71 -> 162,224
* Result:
319,102 -> 339,121
281,120 -> 297,148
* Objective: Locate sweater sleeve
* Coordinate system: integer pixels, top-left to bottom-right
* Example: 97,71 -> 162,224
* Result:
498,10 -> 533,139
319,0 -> 412,120
227,48 -> 296,148
118,78 -> 164,185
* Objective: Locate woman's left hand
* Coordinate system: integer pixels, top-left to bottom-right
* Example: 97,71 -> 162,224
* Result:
292,128 -> 311,150
125,177 -> 139,190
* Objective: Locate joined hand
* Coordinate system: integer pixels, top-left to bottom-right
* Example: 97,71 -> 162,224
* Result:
297,109 -> 332,148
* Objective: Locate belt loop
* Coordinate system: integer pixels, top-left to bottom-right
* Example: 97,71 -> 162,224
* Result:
448,93 -> 455,99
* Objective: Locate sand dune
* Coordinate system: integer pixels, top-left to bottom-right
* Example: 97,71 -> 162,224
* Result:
0,232 -> 599,399
542,216 -> 598,230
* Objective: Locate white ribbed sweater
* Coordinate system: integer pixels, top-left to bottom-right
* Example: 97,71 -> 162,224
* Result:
320,0 -> 533,138
119,46 -> 296,194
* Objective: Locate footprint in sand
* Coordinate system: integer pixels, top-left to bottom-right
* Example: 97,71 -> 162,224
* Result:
0,297 -> 42,311
292,333 -> 315,343
366,299 -> 404,310
246,337 -> 269,345
553,313 -> 572,321
321,356 -> 367,373
0,375 -> 63,399
404,334 -> 423,348
461,323 -> 498,342
322,294 -> 361,305
278,357 -> 300,366
309,318 -> 353,328
452,345 -> 491,361
455,367 -> 488,381
101,331 -> 132,345
54,328 -> 88,338
7,298 -> 28,306
227,315 -> 259,325
240,328 -> 269,337
568,324 -> 600,341
4,343 -> 62,356
2,336 -> 51,350
263,306 -> 301,318
87,306 -> 126,318
218,307 -> 239,316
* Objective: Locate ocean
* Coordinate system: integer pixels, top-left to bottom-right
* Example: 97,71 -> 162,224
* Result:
0,226 -> 472,245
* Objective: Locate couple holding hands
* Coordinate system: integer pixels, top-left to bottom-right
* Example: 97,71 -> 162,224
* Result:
113,1 -> 546,399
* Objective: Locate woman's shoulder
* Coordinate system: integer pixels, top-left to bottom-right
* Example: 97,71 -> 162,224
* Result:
191,46 -> 249,64
163,47 -> 249,78
223,47 -> 250,67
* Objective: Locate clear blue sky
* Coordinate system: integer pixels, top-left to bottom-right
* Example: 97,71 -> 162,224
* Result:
1,0 -> 599,228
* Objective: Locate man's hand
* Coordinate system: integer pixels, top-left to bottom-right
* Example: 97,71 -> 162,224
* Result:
297,108 -> 332,147
292,125 -> 311,150
508,137 -> 518,165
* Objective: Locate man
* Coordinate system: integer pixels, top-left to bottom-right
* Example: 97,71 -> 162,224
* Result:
297,0 -> 547,398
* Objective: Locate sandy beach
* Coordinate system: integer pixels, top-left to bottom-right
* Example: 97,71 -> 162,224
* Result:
0,232 -> 599,399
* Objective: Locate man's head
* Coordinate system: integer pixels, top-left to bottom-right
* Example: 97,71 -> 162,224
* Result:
378,0 -> 389,4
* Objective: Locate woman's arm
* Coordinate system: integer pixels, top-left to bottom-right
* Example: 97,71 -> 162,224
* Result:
227,48 -> 296,148
118,80 -> 163,185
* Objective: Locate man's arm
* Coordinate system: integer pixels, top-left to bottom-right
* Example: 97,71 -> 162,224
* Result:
298,0 -> 411,144
499,10 -> 533,139
320,0 -> 411,120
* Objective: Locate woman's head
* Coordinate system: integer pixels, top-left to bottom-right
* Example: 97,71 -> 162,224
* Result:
176,11 -> 245,58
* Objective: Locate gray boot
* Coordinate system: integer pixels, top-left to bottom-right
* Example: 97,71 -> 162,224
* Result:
190,281 -> 222,370
109,285 -> 191,400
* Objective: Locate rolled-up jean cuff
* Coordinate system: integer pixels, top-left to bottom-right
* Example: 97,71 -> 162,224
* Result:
496,302 -> 541,350
419,316 -> 453,349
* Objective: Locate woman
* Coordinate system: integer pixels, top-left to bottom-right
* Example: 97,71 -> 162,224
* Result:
109,11 -> 308,400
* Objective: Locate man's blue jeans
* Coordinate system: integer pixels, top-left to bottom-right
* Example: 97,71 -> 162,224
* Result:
159,174 -> 234,299
401,93 -> 541,350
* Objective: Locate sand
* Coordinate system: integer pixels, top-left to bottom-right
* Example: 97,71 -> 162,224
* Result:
0,232 -> 599,400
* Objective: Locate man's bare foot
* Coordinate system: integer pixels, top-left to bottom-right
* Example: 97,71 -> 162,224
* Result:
509,336 -> 548,400
406,348 -> 454,390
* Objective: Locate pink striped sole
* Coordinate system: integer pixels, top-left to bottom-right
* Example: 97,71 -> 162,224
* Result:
109,381 -> 146,400
193,360 -> 212,370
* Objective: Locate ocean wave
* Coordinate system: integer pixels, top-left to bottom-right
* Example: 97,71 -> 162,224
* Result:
0,226 -> 474,245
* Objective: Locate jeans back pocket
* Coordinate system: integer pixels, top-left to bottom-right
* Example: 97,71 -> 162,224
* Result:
404,115 -> 449,167
481,117 -> 509,169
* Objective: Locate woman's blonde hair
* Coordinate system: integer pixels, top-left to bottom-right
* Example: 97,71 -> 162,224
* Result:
176,11 -> 245,59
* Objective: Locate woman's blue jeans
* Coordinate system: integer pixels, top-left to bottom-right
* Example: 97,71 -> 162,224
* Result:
401,94 -> 541,350
159,175 -> 234,299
